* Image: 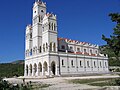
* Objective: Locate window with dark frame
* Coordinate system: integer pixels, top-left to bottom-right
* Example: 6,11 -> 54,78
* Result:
100,62 -> 102,67
90,50 -> 92,54
77,48 -> 80,52
61,45 -> 65,49
87,61 -> 90,67
84,49 -> 87,53
80,61 -> 82,67
62,59 -> 64,66
94,61 -> 96,67
71,60 -> 74,67
70,46 -> 73,51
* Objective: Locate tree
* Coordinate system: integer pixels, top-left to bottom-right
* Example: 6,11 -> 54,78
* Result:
102,13 -> 120,61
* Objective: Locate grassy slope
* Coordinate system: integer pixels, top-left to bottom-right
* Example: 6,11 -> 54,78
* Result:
0,61 -> 24,78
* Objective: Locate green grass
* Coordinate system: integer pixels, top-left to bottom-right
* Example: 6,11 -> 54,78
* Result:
68,78 -> 120,86
31,84 -> 51,89
26,82 -> 51,90
88,82 -> 111,86
69,78 -> 115,84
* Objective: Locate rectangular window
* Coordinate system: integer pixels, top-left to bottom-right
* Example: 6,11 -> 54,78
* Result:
84,49 -> 87,53
80,61 -> 82,67
105,62 -> 107,67
100,62 -> 102,67
61,45 -> 65,49
70,47 -> 73,50
77,48 -> 80,52
94,61 -> 96,67
87,61 -> 90,67
71,60 -> 74,67
30,49 -> 32,56
62,59 -> 64,66
90,50 -> 92,54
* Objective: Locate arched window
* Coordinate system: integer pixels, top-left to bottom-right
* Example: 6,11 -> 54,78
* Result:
43,44 -> 45,52
49,23 -> 51,30
44,62 -> 48,71
52,23 -> 53,30
34,63 -> 37,74
30,49 -> 32,56
53,43 -> 56,52
71,60 -> 74,67
50,42 -> 52,51
26,65 -> 28,76
29,64 -> 32,76
38,63 -> 42,72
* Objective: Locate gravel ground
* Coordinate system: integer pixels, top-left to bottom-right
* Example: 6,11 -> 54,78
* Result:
3,74 -> 120,90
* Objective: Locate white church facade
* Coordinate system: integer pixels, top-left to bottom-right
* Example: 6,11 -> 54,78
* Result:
24,0 -> 109,77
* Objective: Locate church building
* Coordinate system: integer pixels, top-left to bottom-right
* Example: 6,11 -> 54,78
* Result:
24,0 -> 109,77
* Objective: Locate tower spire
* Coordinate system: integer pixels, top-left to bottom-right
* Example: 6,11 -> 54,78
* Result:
37,0 -> 42,2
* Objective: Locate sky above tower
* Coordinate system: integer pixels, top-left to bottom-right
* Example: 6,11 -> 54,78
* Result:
0,0 -> 120,63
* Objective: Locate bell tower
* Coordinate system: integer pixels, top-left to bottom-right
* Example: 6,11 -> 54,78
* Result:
25,25 -> 32,57
32,0 -> 46,54
42,13 -> 58,53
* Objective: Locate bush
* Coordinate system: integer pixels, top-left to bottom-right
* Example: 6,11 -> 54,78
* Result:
109,58 -> 120,66
0,63 -> 24,78
0,79 -> 30,90
115,68 -> 120,72
114,78 -> 120,86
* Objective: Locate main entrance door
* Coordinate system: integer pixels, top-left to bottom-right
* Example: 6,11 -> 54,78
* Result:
51,61 -> 55,75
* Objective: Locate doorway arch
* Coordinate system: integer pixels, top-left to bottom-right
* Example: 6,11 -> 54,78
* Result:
29,64 -> 32,76
51,61 -> 56,75
34,63 -> 37,76
38,62 -> 42,76
38,62 -> 42,72
43,61 -> 48,72
26,65 -> 28,76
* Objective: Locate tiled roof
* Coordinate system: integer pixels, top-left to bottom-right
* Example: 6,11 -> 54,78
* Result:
68,51 -> 99,57
58,37 -> 98,47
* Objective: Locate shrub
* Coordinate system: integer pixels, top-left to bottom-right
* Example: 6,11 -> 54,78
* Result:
115,78 -> 120,86
0,79 -> 30,90
115,68 -> 120,72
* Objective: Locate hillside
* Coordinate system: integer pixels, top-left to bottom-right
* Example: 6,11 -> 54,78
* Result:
0,60 -> 24,78
11,60 -> 24,64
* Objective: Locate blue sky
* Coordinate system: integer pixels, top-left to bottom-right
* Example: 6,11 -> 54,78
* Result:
0,0 -> 120,63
